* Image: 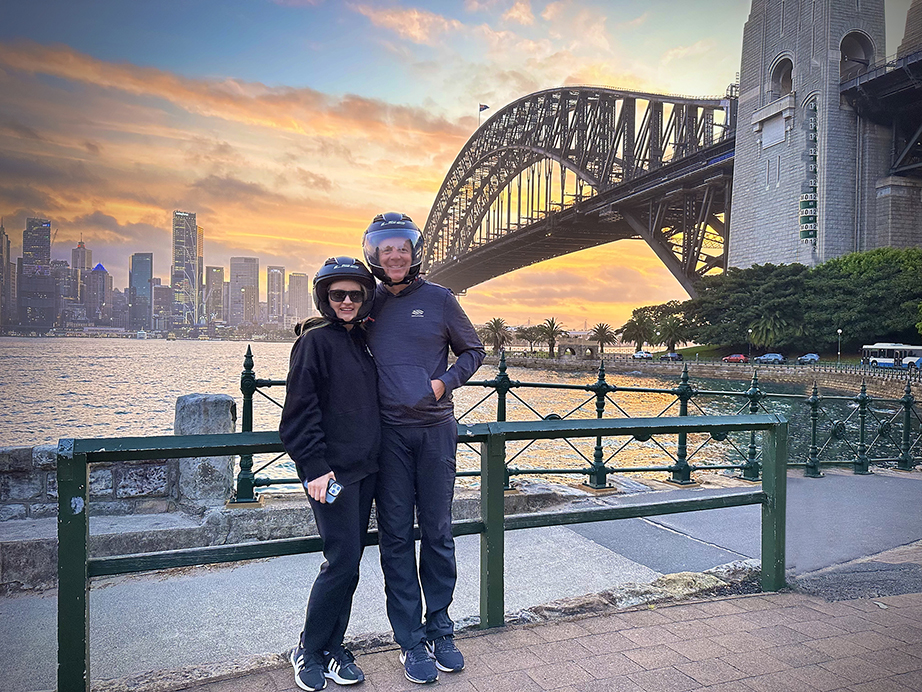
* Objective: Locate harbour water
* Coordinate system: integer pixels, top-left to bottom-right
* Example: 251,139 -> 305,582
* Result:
2,336 -> 871,486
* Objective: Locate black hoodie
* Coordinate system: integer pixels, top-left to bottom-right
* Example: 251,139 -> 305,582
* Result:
279,317 -> 380,486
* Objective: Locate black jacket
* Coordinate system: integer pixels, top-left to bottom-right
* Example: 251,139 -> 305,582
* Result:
279,318 -> 380,486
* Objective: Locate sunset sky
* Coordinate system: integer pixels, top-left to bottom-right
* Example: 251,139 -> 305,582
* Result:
0,0 -> 910,328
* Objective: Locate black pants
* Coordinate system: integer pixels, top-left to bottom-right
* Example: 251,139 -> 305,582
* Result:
376,419 -> 457,650
300,472 -> 376,655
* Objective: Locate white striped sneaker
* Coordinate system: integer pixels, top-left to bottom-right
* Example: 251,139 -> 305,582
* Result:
324,645 -> 364,685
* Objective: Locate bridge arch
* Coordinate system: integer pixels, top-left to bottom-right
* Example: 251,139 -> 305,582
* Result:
423,86 -> 736,295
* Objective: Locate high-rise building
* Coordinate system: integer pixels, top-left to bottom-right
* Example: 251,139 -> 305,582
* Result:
0,219 -> 10,326
229,257 -> 259,326
267,266 -> 285,325
152,283 -> 173,331
129,253 -> 153,331
23,218 -> 51,266
16,259 -> 55,328
222,281 -> 230,323
288,272 -> 312,322
171,211 -> 203,326
71,237 -> 93,303
85,263 -> 113,325
204,266 -> 225,323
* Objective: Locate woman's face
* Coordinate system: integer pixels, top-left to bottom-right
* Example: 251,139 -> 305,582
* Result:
327,279 -> 364,322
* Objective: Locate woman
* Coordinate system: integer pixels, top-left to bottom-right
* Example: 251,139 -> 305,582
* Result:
279,256 -> 380,691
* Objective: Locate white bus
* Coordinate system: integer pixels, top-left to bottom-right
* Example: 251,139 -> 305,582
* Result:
861,342 -> 922,369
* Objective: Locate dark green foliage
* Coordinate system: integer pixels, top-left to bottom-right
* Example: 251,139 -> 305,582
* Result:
680,248 -> 922,351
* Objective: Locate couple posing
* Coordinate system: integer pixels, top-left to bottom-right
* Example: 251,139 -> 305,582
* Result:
279,212 -> 486,690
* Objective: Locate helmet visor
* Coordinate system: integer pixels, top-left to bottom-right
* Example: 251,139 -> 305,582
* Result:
363,228 -> 423,270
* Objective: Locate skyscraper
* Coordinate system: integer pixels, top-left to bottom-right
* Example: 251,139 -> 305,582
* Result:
267,266 -> 285,325
23,218 -> 51,266
71,238 -> 93,303
229,257 -> 259,326
171,211 -> 203,325
287,272 -> 312,322
204,266 -> 225,323
0,219 -> 10,326
129,252 -> 153,330
85,263 -> 113,325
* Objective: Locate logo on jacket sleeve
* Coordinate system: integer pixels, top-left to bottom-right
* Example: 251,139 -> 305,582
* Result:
411,309 -> 425,318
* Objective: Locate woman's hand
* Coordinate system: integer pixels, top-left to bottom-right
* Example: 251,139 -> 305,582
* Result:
430,379 -> 446,401
306,471 -> 336,503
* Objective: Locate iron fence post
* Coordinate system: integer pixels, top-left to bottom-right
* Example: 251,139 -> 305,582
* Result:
854,382 -> 872,475
805,383 -> 824,478
57,439 -> 90,692
899,381 -> 915,471
586,360 -> 612,488
236,346 -> 259,501
742,371 -> 763,481
761,419 -> 788,591
669,365 -> 696,484
480,428 -> 505,628
493,351 -> 512,489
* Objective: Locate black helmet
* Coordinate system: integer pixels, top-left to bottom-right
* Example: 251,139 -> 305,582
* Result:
362,212 -> 424,285
312,256 -> 376,323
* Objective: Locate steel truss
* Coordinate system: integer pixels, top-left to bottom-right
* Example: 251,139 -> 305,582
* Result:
424,86 -> 736,293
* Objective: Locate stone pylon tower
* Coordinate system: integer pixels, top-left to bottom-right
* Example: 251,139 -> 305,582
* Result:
728,0 -> 889,268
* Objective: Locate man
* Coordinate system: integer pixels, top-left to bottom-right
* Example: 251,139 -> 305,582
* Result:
362,212 -> 485,684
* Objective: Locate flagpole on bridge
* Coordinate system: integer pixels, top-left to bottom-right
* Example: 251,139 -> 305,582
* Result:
479,103 -> 490,127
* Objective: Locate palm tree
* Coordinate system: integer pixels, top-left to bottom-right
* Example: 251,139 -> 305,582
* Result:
481,317 -> 512,355
655,315 -> 690,352
750,311 -> 802,348
617,314 -> 656,352
588,323 -> 617,354
536,317 -> 568,357
515,325 -> 542,353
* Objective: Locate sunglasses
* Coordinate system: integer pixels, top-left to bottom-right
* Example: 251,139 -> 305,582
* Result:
328,289 -> 365,303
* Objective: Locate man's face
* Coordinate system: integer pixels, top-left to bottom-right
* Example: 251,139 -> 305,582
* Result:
378,237 -> 413,283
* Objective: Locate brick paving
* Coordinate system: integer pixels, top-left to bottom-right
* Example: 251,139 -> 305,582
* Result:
180,590 -> 922,692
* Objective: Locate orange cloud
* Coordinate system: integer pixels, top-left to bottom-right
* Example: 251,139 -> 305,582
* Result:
350,4 -> 463,45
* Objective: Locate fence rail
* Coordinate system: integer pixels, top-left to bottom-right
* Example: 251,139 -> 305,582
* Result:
234,349 -> 920,502
57,414 -> 788,692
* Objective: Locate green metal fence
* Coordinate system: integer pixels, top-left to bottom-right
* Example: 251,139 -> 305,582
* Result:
57,414 -> 787,692
234,349 -> 920,502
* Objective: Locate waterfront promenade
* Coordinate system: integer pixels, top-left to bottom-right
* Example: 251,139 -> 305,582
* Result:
5,467 -> 922,692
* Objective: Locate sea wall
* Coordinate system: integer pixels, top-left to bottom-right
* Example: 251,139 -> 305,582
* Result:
486,354 -> 918,400
0,393 -> 236,522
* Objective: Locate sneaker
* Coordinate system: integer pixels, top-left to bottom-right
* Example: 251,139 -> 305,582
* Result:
291,644 -> 327,691
427,635 -> 465,672
399,642 -> 438,684
324,645 -> 364,685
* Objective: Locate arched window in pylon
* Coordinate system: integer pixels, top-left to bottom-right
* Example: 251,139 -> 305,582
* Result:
770,57 -> 794,100
840,32 -> 875,81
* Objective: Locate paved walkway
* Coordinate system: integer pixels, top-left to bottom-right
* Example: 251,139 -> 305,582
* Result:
178,590 -> 922,692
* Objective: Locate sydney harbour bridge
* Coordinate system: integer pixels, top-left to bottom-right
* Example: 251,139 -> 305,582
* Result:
421,86 -> 739,297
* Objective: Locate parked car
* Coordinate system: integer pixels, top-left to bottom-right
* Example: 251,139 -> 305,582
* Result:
659,352 -> 683,361
722,354 -> 749,363
754,353 -> 786,364
797,353 -> 820,365
632,351 -> 653,360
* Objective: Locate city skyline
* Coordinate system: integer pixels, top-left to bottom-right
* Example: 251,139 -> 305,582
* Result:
0,0 -> 911,327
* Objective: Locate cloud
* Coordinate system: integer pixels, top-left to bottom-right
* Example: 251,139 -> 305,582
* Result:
503,1 -> 534,25
83,140 -> 101,155
295,168 -> 334,192
190,174 -> 289,206
662,40 -> 715,66
350,4 -> 463,45
1,117 -> 44,141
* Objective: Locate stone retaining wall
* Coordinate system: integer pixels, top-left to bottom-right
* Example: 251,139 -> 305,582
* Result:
0,445 -> 178,521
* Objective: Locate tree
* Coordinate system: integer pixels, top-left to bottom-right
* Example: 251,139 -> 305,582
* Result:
515,325 -> 542,353
536,317 -> 568,357
617,313 -> 656,352
655,314 -> 691,352
480,317 -> 512,355
588,323 -> 617,354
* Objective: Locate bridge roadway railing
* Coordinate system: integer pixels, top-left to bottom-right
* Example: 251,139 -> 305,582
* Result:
56,414 -> 788,692
234,349 -> 921,501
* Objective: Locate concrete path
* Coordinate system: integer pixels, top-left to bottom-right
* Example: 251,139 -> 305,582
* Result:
4,469 -> 922,692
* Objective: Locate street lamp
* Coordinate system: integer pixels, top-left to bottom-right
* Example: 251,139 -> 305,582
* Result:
837,328 -> 842,366
748,328 -> 753,359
